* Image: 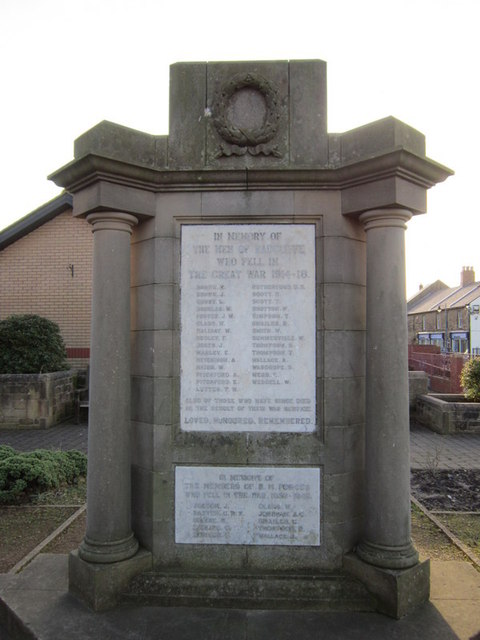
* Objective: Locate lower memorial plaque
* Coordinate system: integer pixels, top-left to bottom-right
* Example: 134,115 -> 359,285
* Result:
175,466 -> 320,546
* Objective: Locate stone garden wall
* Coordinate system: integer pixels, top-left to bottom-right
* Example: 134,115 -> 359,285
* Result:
0,370 -> 75,429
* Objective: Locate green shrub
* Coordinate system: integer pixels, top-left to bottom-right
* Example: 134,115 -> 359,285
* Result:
460,357 -> 480,402
0,314 -> 67,374
0,446 -> 87,504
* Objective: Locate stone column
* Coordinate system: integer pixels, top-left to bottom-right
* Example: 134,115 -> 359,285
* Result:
356,208 -> 418,570
79,212 -> 139,563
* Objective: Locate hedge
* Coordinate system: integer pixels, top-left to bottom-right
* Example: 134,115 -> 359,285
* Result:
0,314 -> 67,374
0,446 -> 87,504
460,357 -> 480,402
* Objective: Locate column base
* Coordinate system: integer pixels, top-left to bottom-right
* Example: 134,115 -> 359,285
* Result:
356,538 -> 419,570
69,548 -> 153,611
78,532 -> 139,564
344,552 -> 430,619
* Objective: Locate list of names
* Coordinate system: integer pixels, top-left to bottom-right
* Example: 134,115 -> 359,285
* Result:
175,466 -> 320,546
180,224 -> 316,432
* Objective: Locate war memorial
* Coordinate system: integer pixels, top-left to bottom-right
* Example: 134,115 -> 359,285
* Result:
48,59 -> 452,618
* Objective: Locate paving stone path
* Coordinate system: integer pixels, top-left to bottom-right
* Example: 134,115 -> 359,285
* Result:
410,421 -> 480,470
0,423 -> 88,454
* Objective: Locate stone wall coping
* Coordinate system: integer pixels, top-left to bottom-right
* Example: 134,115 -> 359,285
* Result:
0,369 -> 75,381
422,393 -> 480,405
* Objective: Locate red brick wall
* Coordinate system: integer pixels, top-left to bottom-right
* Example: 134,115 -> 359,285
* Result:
410,344 -> 441,354
0,210 -> 92,368
408,345 -> 467,393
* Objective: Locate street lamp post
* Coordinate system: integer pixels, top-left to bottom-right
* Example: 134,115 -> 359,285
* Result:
437,305 -> 449,352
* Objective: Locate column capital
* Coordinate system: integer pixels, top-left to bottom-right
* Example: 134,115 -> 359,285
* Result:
359,208 -> 412,232
86,211 -> 138,234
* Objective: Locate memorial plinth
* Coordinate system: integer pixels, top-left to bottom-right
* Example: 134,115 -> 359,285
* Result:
50,59 -> 452,615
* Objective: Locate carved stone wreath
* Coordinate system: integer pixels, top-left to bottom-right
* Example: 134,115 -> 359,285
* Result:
212,72 -> 283,158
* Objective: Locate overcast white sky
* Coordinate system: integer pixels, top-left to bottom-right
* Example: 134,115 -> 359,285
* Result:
1,0 -> 478,298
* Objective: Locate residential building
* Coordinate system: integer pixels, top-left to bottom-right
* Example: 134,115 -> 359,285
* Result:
408,266 -> 480,354
0,193 -> 92,368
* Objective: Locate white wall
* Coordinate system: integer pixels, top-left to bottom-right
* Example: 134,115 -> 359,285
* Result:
469,296 -> 480,354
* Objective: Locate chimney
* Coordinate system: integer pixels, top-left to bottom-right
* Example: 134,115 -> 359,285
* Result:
461,266 -> 475,287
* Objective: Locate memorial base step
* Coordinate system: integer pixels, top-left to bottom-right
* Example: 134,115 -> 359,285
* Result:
122,569 -> 376,611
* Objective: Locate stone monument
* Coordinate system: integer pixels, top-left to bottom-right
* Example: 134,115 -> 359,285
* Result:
50,59 -> 452,617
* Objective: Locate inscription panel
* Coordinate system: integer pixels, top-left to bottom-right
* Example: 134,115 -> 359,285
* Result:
175,466 -> 320,546
180,224 -> 316,432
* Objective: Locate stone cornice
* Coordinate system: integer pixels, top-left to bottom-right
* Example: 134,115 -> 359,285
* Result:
48,148 -> 452,213
50,149 -> 452,192
248,150 -> 452,191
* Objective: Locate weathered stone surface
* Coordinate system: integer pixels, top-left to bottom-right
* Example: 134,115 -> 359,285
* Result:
415,393 -> 480,433
46,58 -> 453,615
289,60 -> 328,166
344,554 -> 430,619
341,174 -> 428,216
168,62 -> 208,170
69,549 -> 152,611
409,370 -> 428,409
206,61 -> 289,169
200,190 -> 296,217
1,554 -> 476,639
323,283 -> 366,331
167,60 -> 330,171
337,116 -> 426,165
359,209 -> 418,572
124,569 -> 375,611
72,180 -> 156,219
323,236 -> 366,284
131,283 -> 175,332
78,213 -> 139,566
73,120 -> 166,168
323,378 -> 365,428
0,370 -> 75,429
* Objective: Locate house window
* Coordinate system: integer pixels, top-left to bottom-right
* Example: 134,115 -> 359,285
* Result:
430,334 -> 443,348
422,315 -> 426,331
451,333 -> 468,353
457,311 -> 463,329
436,313 -> 443,330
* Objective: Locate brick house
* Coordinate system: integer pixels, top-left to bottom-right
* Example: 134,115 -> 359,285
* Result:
0,193 -> 92,368
408,266 -> 480,354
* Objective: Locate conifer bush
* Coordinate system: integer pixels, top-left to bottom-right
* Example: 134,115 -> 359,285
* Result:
460,357 -> 480,402
0,314 -> 67,374
0,446 -> 87,504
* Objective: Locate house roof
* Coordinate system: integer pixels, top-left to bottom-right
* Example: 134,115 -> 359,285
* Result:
407,280 -> 448,312
0,192 -> 73,251
408,281 -> 480,314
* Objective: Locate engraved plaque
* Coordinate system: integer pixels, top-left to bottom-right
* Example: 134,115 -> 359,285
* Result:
180,224 -> 316,432
175,466 -> 320,545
